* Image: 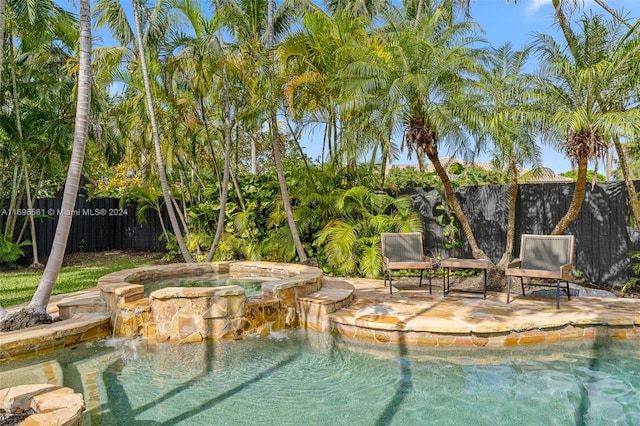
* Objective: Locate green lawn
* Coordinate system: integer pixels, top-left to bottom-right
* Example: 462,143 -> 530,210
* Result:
0,253 -> 167,308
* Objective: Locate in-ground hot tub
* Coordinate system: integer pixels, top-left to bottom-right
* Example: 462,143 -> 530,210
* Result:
98,261 -> 323,343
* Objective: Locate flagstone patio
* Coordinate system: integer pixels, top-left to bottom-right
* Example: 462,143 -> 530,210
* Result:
1,275 -> 639,362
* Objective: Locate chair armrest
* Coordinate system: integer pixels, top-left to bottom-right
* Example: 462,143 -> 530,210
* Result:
507,259 -> 522,269
561,263 -> 573,280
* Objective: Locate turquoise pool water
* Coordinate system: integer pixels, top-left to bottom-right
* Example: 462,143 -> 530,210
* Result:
1,330 -> 638,425
141,275 -> 267,297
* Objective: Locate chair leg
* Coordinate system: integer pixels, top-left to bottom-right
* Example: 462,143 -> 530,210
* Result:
520,277 -> 525,296
482,269 -> 487,300
428,270 -> 432,295
566,281 -> 571,301
556,279 -> 560,309
507,276 -> 511,304
442,269 -> 446,297
419,270 -> 423,287
389,270 -> 393,294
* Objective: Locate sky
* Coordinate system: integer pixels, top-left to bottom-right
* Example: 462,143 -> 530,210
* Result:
361,0 -> 640,174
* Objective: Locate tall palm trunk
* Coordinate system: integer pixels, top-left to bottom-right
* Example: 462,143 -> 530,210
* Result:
498,154 -> 519,268
424,145 -> 490,261
206,0 -> 232,262
0,0 -> 4,92
132,0 -> 193,262
267,0 -> 307,262
9,34 -> 41,268
613,136 -> 640,231
552,156 -> 588,235
27,0 -> 92,313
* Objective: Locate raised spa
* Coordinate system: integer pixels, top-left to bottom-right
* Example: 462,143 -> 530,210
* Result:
97,261 -> 324,342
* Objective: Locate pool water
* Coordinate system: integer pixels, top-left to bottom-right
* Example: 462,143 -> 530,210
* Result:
1,330 -> 638,425
141,275 -> 267,297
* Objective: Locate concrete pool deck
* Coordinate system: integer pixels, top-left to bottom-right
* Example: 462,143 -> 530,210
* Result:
1,276 -> 639,361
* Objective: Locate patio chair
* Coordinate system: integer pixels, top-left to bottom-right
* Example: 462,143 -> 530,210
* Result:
505,234 -> 575,308
381,232 -> 434,295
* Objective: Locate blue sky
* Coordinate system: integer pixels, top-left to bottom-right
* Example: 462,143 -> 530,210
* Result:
385,0 -> 640,174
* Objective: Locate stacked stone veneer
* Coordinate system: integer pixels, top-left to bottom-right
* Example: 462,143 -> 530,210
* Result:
98,261 -> 323,343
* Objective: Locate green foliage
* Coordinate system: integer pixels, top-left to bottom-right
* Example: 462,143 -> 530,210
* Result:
385,166 -> 441,190
0,237 -> 29,268
313,185 -> 423,278
620,251 -> 640,293
435,203 -> 462,256
560,170 -> 606,182
450,165 -> 508,187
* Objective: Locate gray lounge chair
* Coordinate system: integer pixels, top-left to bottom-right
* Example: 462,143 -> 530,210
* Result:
381,232 -> 434,295
505,234 -> 575,308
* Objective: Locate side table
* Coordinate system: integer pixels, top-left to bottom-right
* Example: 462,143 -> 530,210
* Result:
440,258 -> 489,299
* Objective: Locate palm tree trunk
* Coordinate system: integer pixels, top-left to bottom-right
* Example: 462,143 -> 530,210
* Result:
267,0 -> 307,262
22,153 -> 42,268
285,115 -> 315,190
132,0 -> 193,262
0,0 -> 4,92
552,156 -> 588,235
613,136 -> 640,231
3,164 -> 21,240
9,33 -> 41,268
498,154 -> 519,268
415,0 -> 424,23
206,0 -> 232,262
425,148 -> 491,261
27,0 -> 92,313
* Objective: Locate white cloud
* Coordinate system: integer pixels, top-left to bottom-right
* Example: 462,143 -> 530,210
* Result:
524,0 -> 553,14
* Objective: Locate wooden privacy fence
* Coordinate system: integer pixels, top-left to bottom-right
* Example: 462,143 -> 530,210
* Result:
2,180 -> 639,285
1,197 -> 168,256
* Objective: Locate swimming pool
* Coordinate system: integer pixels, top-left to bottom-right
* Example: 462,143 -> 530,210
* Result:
1,329 -> 638,425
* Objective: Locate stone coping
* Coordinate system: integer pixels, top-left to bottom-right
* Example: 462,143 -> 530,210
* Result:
0,313 -> 112,361
98,261 -> 323,286
0,384 -> 84,425
98,261 -> 324,300
324,277 -> 640,347
1,272 -> 638,363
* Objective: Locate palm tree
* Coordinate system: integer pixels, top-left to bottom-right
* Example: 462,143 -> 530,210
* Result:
131,0 -> 193,262
220,0 -> 307,261
27,0 -> 92,313
347,5 -> 490,260
534,12 -> 640,235
475,42 -> 541,268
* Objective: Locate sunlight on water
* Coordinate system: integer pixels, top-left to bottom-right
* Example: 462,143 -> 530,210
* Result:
141,274 -> 268,297
1,330 -> 638,425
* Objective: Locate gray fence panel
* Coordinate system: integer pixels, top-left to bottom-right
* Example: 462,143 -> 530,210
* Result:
3,198 -> 169,258
406,180 -> 640,286
3,181 -> 640,286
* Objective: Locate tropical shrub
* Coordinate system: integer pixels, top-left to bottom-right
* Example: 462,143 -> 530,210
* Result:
313,186 -> 423,278
620,251 -> 640,293
0,237 -> 29,269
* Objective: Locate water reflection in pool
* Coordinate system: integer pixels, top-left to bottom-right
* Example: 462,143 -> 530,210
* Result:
141,274 -> 268,297
1,330 -> 638,425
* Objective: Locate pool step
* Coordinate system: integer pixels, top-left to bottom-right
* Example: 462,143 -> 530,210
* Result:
298,278 -> 354,331
57,294 -> 107,320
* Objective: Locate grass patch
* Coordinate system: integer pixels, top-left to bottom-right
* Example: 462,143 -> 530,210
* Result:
0,252 -> 167,308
